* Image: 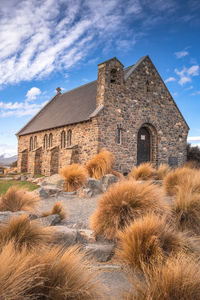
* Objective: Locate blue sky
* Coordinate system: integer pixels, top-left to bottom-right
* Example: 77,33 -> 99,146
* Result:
0,0 -> 199,157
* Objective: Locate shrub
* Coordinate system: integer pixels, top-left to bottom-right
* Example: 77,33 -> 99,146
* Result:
187,143 -> 200,164
163,167 -> 196,196
0,186 -> 39,212
90,180 -> 169,240
172,185 -> 200,235
0,215 -> 50,250
156,163 -> 171,180
42,202 -> 67,220
32,245 -> 103,300
60,164 -> 88,192
125,254 -> 200,300
129,163 -> 155,181
86,150 -> 114,179
117,214 -> 192,271
0,242 -> 42,300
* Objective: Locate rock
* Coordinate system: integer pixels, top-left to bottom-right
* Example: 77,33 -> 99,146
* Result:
0,211 -> 38,223
84,178 -> 103,196
77,188 -> 92,198
38,188 -> 49,199
43,174 -> 65,188
47,226 -> 86,246
13,175 -> 21,181
85,243 -> 115,262
101,174 -> 119,191
21,174 -> 27,181
36,214 -> 61,227
79,229 -> 96,243
38,185 -> 61,198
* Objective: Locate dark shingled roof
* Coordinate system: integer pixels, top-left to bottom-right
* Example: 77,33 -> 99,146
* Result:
17,60 -> 139,136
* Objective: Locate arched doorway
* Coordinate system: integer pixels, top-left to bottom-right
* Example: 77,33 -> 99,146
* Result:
34,148 -> 42,175
137,127 -> 151,165
50,146 -> 59,175
21,149 -> 28,173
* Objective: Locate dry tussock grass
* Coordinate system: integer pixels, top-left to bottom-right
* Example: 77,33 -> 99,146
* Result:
125,254 -> 200,300
0,242 -> 41,300
86,150 -> 114,179
90,180 -> 169,240
31,245 -> 103,300
163,167 -> 197,196
129,163 -> 155,181
0,215 -> 50,250
117,214 -> 192,271
172,185 -> 200,235
60,164 -> 88,192
0,186 -> 39,212
42,202 -> 67,220
156,163 -> 171,180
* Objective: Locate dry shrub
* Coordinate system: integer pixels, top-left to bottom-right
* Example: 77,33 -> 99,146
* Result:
86,150 -> 114,179
32,245 -> 103,300
60,164 -> 88,192
42,202 -> 67,220
117,214 -> 192,271
90,180 -> 169,240
163,167 -> 197,196
0,186 -> 39,212
0,242 -> 42,300
125,254 -> 200,300
0,214 -> 50,250
156,163 -> 171,180
172,185 -> 200,235
185,160 -> 200,169
110,169 -> 124,180
129,163 -> 155,181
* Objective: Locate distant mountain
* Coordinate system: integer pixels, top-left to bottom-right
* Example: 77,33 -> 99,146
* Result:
0,155 -> 17,165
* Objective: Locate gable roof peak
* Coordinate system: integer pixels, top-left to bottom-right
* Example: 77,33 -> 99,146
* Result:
98,56 -> 124,67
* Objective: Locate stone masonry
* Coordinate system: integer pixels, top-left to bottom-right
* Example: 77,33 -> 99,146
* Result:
17,55 -> 189,176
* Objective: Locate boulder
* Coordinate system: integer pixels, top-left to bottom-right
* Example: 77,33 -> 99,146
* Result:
21,174 -> 28,181
36,214 -> 61,227
0,211 -> 38,223
101,174 -> 119,191
84,178 -> 103,196
42,174 -> 65,189
85,243 -> 115,262
47,226 -> 87,246
38,185 -> 61,198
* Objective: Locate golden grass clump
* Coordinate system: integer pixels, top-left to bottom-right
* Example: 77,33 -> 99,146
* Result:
90,180 -> 169,240
32,245 -> 103,300
0,242 -> 42,300
0,186 -> 39,212
117,214 -> 191,271
60,163 -> 88,192
125,254 -> 200,300
129,162 -> 155,181
0,214 -> 50,250
172,185 -> 200,235
42,201 -> 67,220
163,167 -> 197,196
86,149 -> 114,179
156,163 -> 171,180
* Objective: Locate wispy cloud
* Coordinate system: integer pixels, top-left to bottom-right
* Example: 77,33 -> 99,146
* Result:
175,65 -> 199,85
26,87 -> 41,101
0,100 -> 48,117
191,91 -> 200,96
174,50 -> 189,58
165,77 -> 176,83
0,144 -> 17,157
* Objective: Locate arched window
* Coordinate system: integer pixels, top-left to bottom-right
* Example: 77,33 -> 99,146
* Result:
49,133 -> 53,148
34,136 -> 37,149
67,129 -> 72,147
117,128 -> 122,145
30,137 -> 33,151
44,134 -> 48,149
61,131 -> 66,148
146,80 -> 150,92
110,68 -> 117,83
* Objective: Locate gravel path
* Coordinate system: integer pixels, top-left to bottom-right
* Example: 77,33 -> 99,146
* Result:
37,194 -> 100,229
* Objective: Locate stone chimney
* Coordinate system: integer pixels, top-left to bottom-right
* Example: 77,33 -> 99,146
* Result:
96,57 -> 124,107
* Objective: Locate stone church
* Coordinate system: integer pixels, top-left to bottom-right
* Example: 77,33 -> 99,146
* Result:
17,55 -> 189,176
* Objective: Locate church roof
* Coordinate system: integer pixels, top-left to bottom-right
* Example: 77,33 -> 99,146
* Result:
17,59 -> 140,136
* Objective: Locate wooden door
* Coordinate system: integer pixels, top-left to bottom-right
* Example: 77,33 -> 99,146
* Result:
137,127 -> 150,165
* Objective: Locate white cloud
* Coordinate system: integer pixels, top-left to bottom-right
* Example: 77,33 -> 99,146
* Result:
175,65 -> 199,85
0,100 -> 47,117
188,136 -> 200,141
191,91 -> 200,96
165,77 -> 176,83
174,50 -> 189,58
26,87 -> 41,101
0,144 -> 17,157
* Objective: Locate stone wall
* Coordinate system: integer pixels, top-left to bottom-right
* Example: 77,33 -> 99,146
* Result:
17,118 -> 99,176
96,56 -> 189,173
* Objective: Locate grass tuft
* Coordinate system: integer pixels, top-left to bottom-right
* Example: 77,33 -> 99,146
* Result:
60,164 -> 88,192
0,214 -> 50,250
86,149 -> 114,179
0,186 -> 39,212
156,163 -> 171,180
125,254 -> 200,300
90,180 -> 169,240
129,163 -> 155,181
117,214 -> 192,271
42,202 -> 67,220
